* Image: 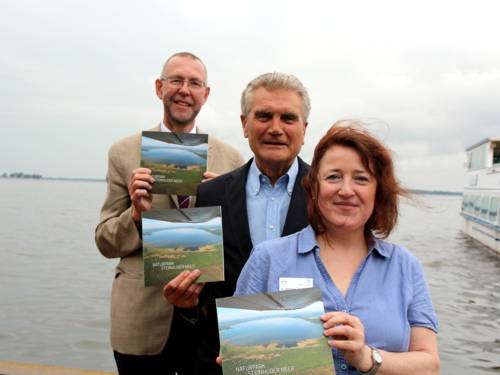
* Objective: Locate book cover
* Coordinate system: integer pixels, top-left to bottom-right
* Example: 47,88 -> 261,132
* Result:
142,206 -> 224,286
216,288 -> 335,375
141,131 -> 208,195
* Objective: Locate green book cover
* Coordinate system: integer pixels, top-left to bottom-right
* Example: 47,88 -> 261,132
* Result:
141,131 -> 208,195
142,206 -> 224,286
216,288 -> 335,375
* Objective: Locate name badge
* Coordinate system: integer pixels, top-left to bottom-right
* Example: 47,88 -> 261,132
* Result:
279,277 -> 314,291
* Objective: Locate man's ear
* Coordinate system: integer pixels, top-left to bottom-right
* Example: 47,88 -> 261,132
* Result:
241,115 -> 249,138
155,79 -> 163,99
203,86 -> 211,103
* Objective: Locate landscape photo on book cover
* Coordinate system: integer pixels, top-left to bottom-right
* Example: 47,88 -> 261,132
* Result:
142,206 -> 224,287
217,288 -> 335,375
141,131 -> 208,195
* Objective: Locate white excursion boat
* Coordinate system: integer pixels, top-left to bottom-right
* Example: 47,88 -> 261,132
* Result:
461,137 -> 500,254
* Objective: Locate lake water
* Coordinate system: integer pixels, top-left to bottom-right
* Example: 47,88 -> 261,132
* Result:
0,179 -> 499,374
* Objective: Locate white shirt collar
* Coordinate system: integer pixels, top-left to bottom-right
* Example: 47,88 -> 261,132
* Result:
160,121 -> 197,134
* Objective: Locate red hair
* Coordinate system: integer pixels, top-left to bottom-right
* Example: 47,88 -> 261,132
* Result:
303,121 -> 407,239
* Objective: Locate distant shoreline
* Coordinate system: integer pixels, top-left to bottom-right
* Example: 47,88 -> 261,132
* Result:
1,176 -> 105,183
1,176 -> 463,196
409,189 -> 462,196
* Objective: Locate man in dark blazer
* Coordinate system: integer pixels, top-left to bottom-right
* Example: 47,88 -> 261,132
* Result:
163,72 -> 311,375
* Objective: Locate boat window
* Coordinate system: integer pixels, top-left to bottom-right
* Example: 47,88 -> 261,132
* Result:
493,142 -> 500,165
489,197 -> 499,224
474,196 -> 481,215
469,144 -> 488,170
480,196 -> 489,219
464,195 -> 473,214
468,195 -> 475,214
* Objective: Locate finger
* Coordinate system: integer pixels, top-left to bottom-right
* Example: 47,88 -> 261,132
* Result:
203,171 -> 219,179
345,314 -> 362,328
163,271 -> 190,296
185,281 -> 204,299
321,312 -> 347,328
177,269 -> 202,291
329,338 -> 364,352
130,179 -> 154,191
322,312 -> 361,329
136,200 -> 152,214
131,199 -> 152,217
320,311 -> 336,322
165,270 -> 201,301
133,173 -> 155,182
202,171 -> 220,182
194,283 -> 205,294
216,355 -> 223,366
131,188 -> 151,200
129,171 -> 155,189
324,324 -> 355,339
131,168 -> 152,175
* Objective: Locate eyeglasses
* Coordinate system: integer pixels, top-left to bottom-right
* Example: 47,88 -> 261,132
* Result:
161,77 -> 206,90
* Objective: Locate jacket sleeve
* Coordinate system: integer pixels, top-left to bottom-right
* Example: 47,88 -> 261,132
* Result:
95,143 -> 142,259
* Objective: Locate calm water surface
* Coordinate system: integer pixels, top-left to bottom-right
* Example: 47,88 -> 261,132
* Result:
0,179 -> 499,374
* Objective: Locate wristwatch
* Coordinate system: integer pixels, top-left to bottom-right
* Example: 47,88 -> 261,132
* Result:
358,347 -> 383,375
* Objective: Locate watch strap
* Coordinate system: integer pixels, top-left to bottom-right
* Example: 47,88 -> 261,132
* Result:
358,347 -> 382,375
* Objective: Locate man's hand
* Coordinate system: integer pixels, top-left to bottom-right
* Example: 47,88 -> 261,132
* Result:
163,270 -> 204,309
128,168 -> 154,222
202,171 -> 220,183
216,355 -> 223,367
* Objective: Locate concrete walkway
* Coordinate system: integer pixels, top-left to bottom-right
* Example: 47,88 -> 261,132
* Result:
0,361 -> 116,375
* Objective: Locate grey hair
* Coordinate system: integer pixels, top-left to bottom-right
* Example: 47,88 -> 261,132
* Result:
240,72 -> 311,120
160,52 -> 208,83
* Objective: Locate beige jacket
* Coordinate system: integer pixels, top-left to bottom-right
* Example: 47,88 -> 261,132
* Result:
95,126 -> 244,355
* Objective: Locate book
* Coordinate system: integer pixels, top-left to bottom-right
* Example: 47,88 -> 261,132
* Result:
216,288 -> 335,375
141,131 -> 208,195
142,206 -> 224,286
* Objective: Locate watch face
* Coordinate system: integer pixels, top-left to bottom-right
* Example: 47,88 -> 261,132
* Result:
373,349 -> 383,365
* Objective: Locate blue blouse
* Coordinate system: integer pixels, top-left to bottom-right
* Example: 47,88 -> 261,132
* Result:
234,225 -> 438,375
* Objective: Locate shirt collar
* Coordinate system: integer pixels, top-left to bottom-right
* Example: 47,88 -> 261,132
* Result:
297,225 -> 392,259
247,158 -> 299,196
160,121 -> 197,134
297,225 -> 320,254
368,238 -> 392,258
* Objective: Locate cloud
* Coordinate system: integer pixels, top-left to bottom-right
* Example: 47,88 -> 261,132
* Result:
1,0 -> 499,190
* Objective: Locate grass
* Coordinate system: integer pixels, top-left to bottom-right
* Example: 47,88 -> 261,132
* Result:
143,243 -> 223,286
221,339 -> 334,375
143,162 -> 205,195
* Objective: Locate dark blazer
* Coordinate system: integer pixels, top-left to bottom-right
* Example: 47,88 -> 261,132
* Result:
195,157 -> 310,374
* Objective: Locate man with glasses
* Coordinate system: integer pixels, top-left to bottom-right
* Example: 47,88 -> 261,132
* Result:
95,52 -> 244,375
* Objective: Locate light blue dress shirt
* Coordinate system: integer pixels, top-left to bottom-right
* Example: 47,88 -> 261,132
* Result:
235,225 -> 439,375
245,158 -> 299,246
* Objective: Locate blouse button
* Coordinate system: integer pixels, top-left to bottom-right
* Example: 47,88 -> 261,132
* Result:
340,364 -> 347,370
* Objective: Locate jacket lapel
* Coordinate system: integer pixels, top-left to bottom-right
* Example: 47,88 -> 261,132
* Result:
226,160 -> 253,261
282,157 -> 310,236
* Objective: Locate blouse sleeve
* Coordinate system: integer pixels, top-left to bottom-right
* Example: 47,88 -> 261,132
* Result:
408,257 -> 439,333
234,244 -> 271,296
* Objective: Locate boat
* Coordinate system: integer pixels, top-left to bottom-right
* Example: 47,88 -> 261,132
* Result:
461,137 -> 500,254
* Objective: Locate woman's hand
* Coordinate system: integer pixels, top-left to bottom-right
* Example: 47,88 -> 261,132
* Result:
321,311 -> 373,372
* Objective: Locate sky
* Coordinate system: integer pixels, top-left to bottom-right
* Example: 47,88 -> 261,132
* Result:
1,0 -> 499,191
